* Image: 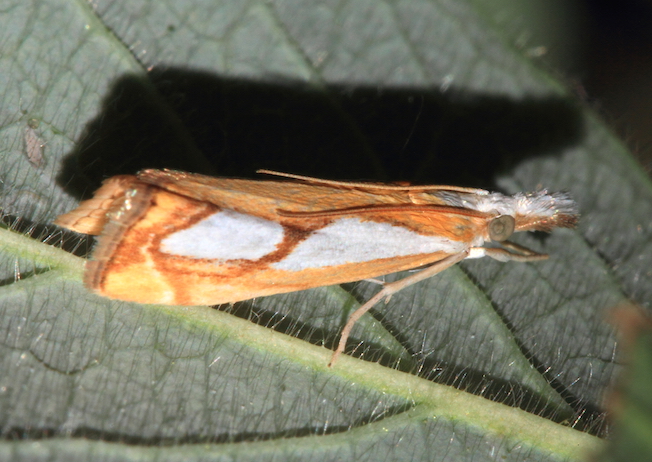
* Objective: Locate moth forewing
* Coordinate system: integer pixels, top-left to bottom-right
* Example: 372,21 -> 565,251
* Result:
54,169 -> 579,365
54,175 -> 136,235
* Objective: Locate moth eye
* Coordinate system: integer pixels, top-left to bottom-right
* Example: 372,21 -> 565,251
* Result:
488,215 -> 515,242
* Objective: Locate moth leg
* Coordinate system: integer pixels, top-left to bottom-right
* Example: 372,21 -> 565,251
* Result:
329,251 -> 468,367
362,278 -> 385,285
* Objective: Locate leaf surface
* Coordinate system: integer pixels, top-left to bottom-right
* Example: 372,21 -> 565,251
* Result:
2,0 -> 651,461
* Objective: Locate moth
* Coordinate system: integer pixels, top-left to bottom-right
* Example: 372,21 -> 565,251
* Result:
55,169 -> 579,365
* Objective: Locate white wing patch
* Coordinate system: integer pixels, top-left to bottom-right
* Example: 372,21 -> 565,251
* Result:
161,210 -> 284,260
273,218 -> 466,272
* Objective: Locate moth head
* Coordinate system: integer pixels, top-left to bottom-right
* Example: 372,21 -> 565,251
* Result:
433,188 -> 579,235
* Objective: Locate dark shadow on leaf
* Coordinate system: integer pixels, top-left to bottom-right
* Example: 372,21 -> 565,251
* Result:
57,68 -> 584,198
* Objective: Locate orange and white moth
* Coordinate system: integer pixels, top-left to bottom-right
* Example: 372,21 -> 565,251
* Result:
54,169 -> 578,365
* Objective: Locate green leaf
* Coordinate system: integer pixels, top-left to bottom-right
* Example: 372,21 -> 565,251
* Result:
1,0 -> 650,461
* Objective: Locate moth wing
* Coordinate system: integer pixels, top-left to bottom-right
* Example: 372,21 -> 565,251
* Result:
54,175 -> 137,235
136,169 -> 459,221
